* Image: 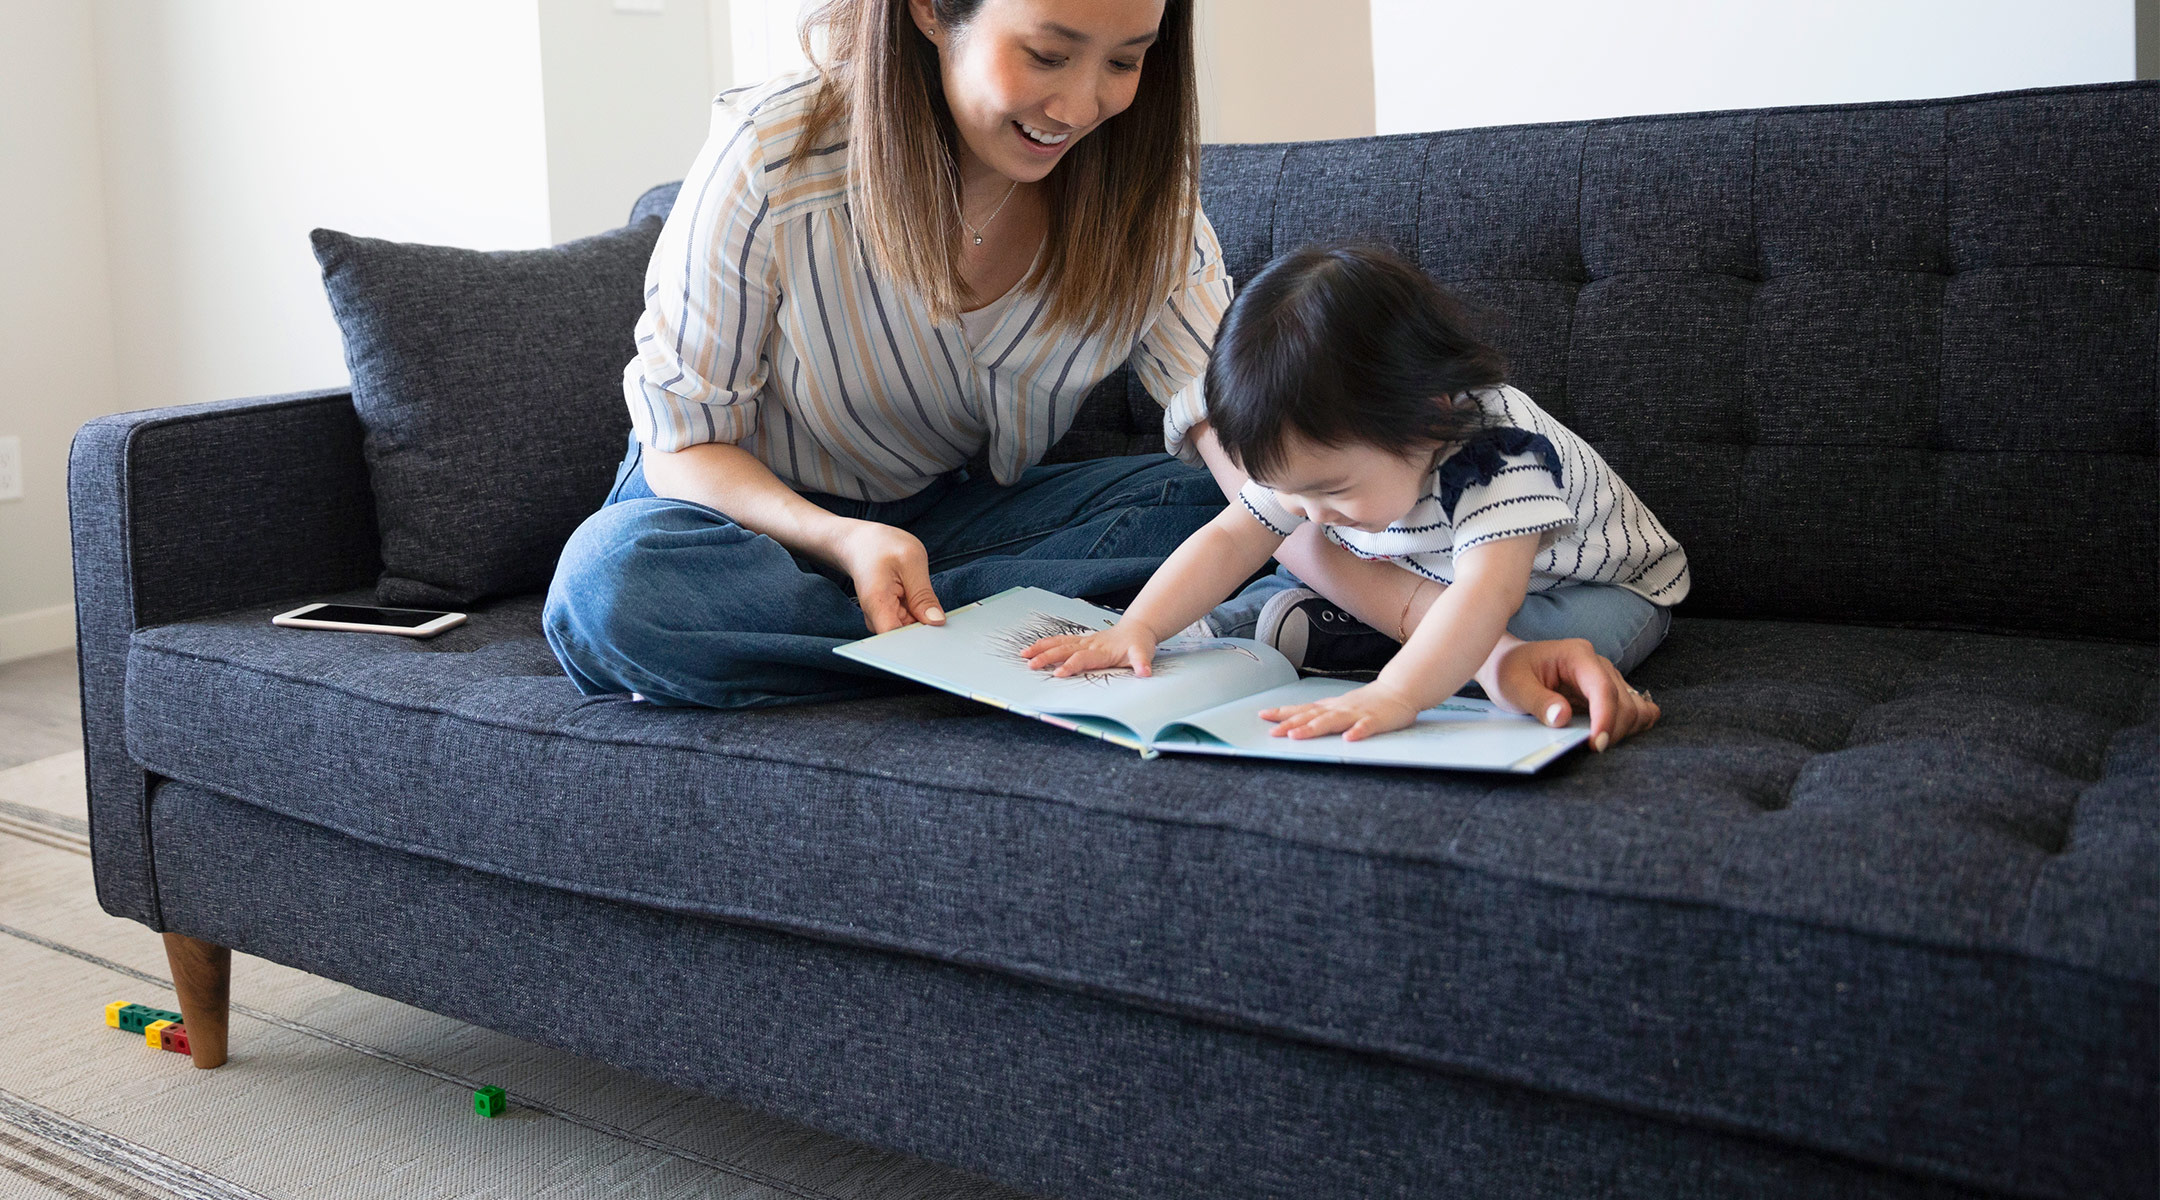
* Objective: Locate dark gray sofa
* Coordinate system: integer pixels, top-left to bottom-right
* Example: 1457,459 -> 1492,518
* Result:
71,82 -> 2156,1199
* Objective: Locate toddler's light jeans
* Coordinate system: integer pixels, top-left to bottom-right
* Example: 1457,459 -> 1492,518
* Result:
1206,567 -> 1672,677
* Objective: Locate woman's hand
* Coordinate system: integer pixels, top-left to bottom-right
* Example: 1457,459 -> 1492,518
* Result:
830,521 -> 945,634
1023,622 -> 1162,678
1259,682 -> 1422,742
1478,636 -> 1660,751
645,444 -> 945,637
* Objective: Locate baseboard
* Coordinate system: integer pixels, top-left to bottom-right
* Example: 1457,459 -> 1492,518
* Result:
0,604 -> 75,664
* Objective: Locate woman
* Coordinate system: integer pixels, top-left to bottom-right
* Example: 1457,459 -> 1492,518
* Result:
545,0 -> 1659,746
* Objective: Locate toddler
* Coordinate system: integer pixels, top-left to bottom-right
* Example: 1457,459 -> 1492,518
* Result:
1024,244 -> 1689,741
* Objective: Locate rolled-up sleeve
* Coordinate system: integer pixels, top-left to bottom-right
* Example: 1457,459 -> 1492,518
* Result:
1449,450 -> 1575,554
624,99 -> 779,451
1236,481 -> 1305,538
1133,208 -> 1233,465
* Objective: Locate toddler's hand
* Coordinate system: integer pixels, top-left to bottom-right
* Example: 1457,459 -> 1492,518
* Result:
1023,622 -> 1161,678
1260,683 -> 1421,741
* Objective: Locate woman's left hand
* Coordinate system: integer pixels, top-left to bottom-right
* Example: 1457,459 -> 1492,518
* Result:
1478,636 -> 1660,751
1259,683 -> 1423,742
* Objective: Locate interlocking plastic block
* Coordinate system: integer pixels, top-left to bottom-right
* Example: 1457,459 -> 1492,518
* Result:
472,1086 -> 507,1118
109,1003 -> 184,1035
158,1024 -> 191,1055
144,1019 -> 175,1048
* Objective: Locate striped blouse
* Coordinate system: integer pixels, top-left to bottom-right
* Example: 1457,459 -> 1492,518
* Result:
625,71 -> 1232,502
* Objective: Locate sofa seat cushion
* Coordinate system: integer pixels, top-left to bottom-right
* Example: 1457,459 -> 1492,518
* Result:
125,597 -> 2156,1197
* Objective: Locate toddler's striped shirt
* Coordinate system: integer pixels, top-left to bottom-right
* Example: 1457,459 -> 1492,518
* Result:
1239,386 -> 1691,605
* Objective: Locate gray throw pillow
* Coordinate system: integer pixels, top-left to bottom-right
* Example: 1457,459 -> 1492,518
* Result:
312,219 -> 661,606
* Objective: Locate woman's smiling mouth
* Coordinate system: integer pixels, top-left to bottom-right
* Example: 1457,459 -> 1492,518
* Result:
1016,120 -> 1071,146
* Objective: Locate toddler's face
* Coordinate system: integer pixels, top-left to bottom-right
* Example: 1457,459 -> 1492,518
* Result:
1255,437 -> 1436,533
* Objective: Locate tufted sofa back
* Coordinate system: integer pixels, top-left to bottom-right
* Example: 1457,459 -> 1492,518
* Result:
634,83 -> 2157,641
1189,83 -> 2157,642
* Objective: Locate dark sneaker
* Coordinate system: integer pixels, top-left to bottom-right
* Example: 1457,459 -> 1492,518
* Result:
1255,588 -> 1399,672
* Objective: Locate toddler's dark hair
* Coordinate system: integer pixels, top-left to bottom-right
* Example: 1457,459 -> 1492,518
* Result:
1204,243 -> 1505,481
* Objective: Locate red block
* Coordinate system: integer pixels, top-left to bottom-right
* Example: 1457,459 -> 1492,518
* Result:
158,1024 -> 191,1055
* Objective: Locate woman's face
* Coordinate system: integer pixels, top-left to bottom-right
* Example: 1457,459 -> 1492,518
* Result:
911,0 -> 1167,184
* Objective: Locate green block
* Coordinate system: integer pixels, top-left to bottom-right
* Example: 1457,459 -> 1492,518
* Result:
472,1086 -> 507,1118
115,1004 -> 181,1034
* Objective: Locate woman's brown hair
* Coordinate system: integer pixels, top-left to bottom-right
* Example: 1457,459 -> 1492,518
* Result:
795,0 -> 1198,339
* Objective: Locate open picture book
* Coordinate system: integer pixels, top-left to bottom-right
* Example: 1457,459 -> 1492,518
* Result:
834,586 -> 1591,773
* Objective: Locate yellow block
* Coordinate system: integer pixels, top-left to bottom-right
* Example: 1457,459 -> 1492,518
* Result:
105,1001 -> 125,1028
145,1019 -> 174,1048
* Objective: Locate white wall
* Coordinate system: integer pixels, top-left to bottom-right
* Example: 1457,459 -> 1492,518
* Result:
0,0 -> 565,661
0,0 -> 124,659
538,0 -> 721,241
1372,0 -> 2139,134
731,0 -> 813,84
91,0 -> 555,417
0,0 -> 746,660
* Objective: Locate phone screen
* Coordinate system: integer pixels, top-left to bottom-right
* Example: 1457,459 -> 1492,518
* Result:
300,605 -> 452,628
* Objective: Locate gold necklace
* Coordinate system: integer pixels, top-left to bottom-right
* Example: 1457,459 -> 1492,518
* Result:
959,179 -> 1019,246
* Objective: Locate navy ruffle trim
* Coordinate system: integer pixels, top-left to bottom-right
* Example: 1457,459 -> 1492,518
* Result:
1435,428 -> 1564,518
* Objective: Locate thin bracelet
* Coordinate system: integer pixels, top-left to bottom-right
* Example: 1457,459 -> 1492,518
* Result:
1396,582 -> 1428,642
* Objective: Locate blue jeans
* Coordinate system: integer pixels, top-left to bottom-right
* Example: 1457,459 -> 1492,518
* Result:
543,440 -> 1226,709
1208,567 -> 1672,676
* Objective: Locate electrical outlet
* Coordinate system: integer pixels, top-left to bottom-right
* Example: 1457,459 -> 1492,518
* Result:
0,436 -> 21,502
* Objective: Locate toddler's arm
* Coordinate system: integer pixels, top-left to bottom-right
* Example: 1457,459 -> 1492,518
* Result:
1262,534 -> 1541,740
1024,504 -> 1283,677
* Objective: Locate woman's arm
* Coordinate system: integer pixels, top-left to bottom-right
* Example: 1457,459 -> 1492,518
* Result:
1143,210 -> 1235,468
644,443 -> 947,634
644,442 -> 854,559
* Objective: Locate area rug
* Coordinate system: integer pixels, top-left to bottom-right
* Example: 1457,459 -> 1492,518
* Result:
0,752 -> 1031,1200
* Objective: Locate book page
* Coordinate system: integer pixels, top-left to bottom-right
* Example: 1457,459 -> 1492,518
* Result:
1153,677 -> 1591,773
833,587 -> 1298,745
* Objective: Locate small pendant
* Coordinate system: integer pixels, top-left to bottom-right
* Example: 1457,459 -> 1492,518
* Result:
972,235 -> 983,246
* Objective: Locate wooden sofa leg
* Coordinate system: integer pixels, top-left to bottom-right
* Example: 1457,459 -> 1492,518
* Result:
162,932 -> 231,1068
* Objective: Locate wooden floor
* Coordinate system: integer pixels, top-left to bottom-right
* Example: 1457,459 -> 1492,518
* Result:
0,650 -> 80,769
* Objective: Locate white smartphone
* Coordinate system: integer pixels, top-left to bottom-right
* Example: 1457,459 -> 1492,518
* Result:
272,602 -> 467,638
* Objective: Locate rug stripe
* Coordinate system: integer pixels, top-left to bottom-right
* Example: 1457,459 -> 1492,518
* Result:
0,1092 -> 269,1200
0,797 -> 89,838
0,1149 -> 120,1200
0,813 -> 90,856
0,1127 -> 179,1200
0,922 -> 851,1200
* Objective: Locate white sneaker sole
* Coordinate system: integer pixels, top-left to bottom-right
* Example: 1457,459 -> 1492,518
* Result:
1254,586 -> 1322,668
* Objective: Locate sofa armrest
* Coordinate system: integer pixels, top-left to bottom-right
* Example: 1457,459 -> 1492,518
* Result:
69,388 -> 380,926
